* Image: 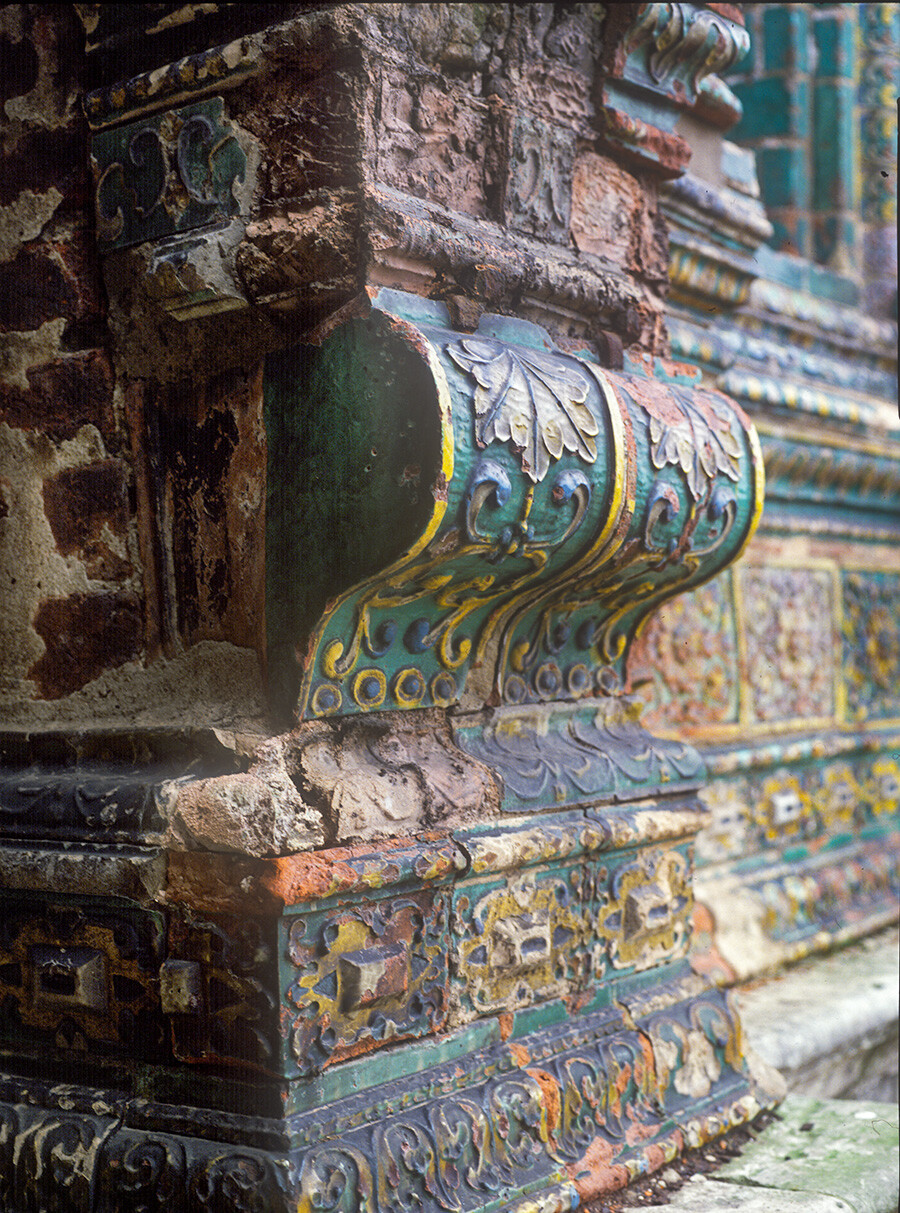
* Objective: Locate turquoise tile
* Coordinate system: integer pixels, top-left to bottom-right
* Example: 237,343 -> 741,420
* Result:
768,211 -> 810,258
813,80 -> 858,212
813,84 -> 839,207
731,77 -> 792,139
791,76 -> 811,138
814,215 -> 839,265
763,4 -> 810,73
758,145 -> 805,208
814,14 -> 856,79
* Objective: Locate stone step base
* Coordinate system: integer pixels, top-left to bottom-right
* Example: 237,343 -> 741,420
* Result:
617,1095 -> 899,1213
735,926 -> 899,1102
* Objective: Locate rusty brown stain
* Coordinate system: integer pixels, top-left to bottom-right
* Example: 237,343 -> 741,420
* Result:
620,372 -> 687,428
303,289 -> 375,347
706,3 -> 744,24
0,351 -> 116,445
147,363 -> 267,655
565,987 -> 593,1016
124,379 -> 166,657
526,1068 -> 561,1134
165,851 -> 269,917
508,1041 -> 531,1068
570,1137 -> 630,1201
600,106 -> 692,177
263,834 -> 452,906
689,902 -> 737,985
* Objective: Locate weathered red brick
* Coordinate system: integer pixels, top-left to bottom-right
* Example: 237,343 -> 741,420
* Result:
54,226 -> 107,330
0,124 -> 88,209
0,245 -> 75,332
0,33 -> 39,104
149,364 -> 266,652
28,590 -> 142,699
42,459 -> 132,580
0,350 -> 117,445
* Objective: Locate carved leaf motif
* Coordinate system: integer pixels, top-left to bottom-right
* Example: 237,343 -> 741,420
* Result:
648,390 -> 741,500
448,339 -> 598,483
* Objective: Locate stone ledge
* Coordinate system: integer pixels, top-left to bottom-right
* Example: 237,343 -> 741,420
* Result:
734,927 -> 899,1101
622,1095 -> 899,1212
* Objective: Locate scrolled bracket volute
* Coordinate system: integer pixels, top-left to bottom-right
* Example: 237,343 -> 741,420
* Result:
264,291 -> 764,724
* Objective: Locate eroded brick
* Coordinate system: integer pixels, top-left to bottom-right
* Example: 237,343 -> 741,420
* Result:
0,33 -> 39,104
0,349 -> 117,444
42,459 -> 131,580
28,590 -> 142,698
0,245 -> 75,332
0,125 -> 87,210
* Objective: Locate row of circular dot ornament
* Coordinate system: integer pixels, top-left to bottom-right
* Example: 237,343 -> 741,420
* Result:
504,661 -> 620,703
310,669 -> 458,716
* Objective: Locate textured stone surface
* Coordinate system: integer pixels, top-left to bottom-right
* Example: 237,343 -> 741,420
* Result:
715,1096 -> 900,1213
629,1176 -> 855,1211
0,6 -> 896,1212
735,927 -> 899,1101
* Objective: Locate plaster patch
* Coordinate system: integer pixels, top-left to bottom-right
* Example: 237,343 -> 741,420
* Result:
0,639 -> 269,732
0,317 -> 66,388
0,187 -> 63,263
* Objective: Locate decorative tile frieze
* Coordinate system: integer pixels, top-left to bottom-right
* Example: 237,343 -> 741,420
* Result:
91,97 -> 250,251
859,1 -> 900,226
453,701 -> 705,814
282,889 -> 448,1077
697,745 -> 900,866
163,912 -> 279,1073
592,845 -> 693,976
596,4 -> 748,176
0,767 -> 165,844
0,895 -> 165,1058
0,972 -> 772,1212
449,812 -> 697,1023
84,33 -> 266,130
623,5 -> 750,105
96,1129 -> 291,1213
451,859 -> 587,1020
694,835 -> 900,983
628,575 -> 739,731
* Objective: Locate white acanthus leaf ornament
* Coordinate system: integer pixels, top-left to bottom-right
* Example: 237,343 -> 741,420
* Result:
448,338 -> 599,483
648,389 -> 742,501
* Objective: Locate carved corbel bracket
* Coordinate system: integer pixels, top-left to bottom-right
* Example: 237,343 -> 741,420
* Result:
265,290 -> 764,725
599,3 -> 750,176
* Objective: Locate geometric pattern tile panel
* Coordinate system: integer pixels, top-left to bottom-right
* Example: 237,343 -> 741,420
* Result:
737,564 -> 837,726
628,573 -> 740,731
281,889 -> 449,1078
842,570 -> 900,723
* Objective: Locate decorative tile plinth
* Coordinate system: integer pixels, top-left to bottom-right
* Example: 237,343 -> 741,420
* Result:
0,972 -> 776,1213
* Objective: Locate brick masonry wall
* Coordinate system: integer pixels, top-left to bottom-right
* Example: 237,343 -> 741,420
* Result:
0,5 -> 268,729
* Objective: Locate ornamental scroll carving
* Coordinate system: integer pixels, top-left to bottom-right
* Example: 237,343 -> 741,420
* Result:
264,296 -> 763,722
